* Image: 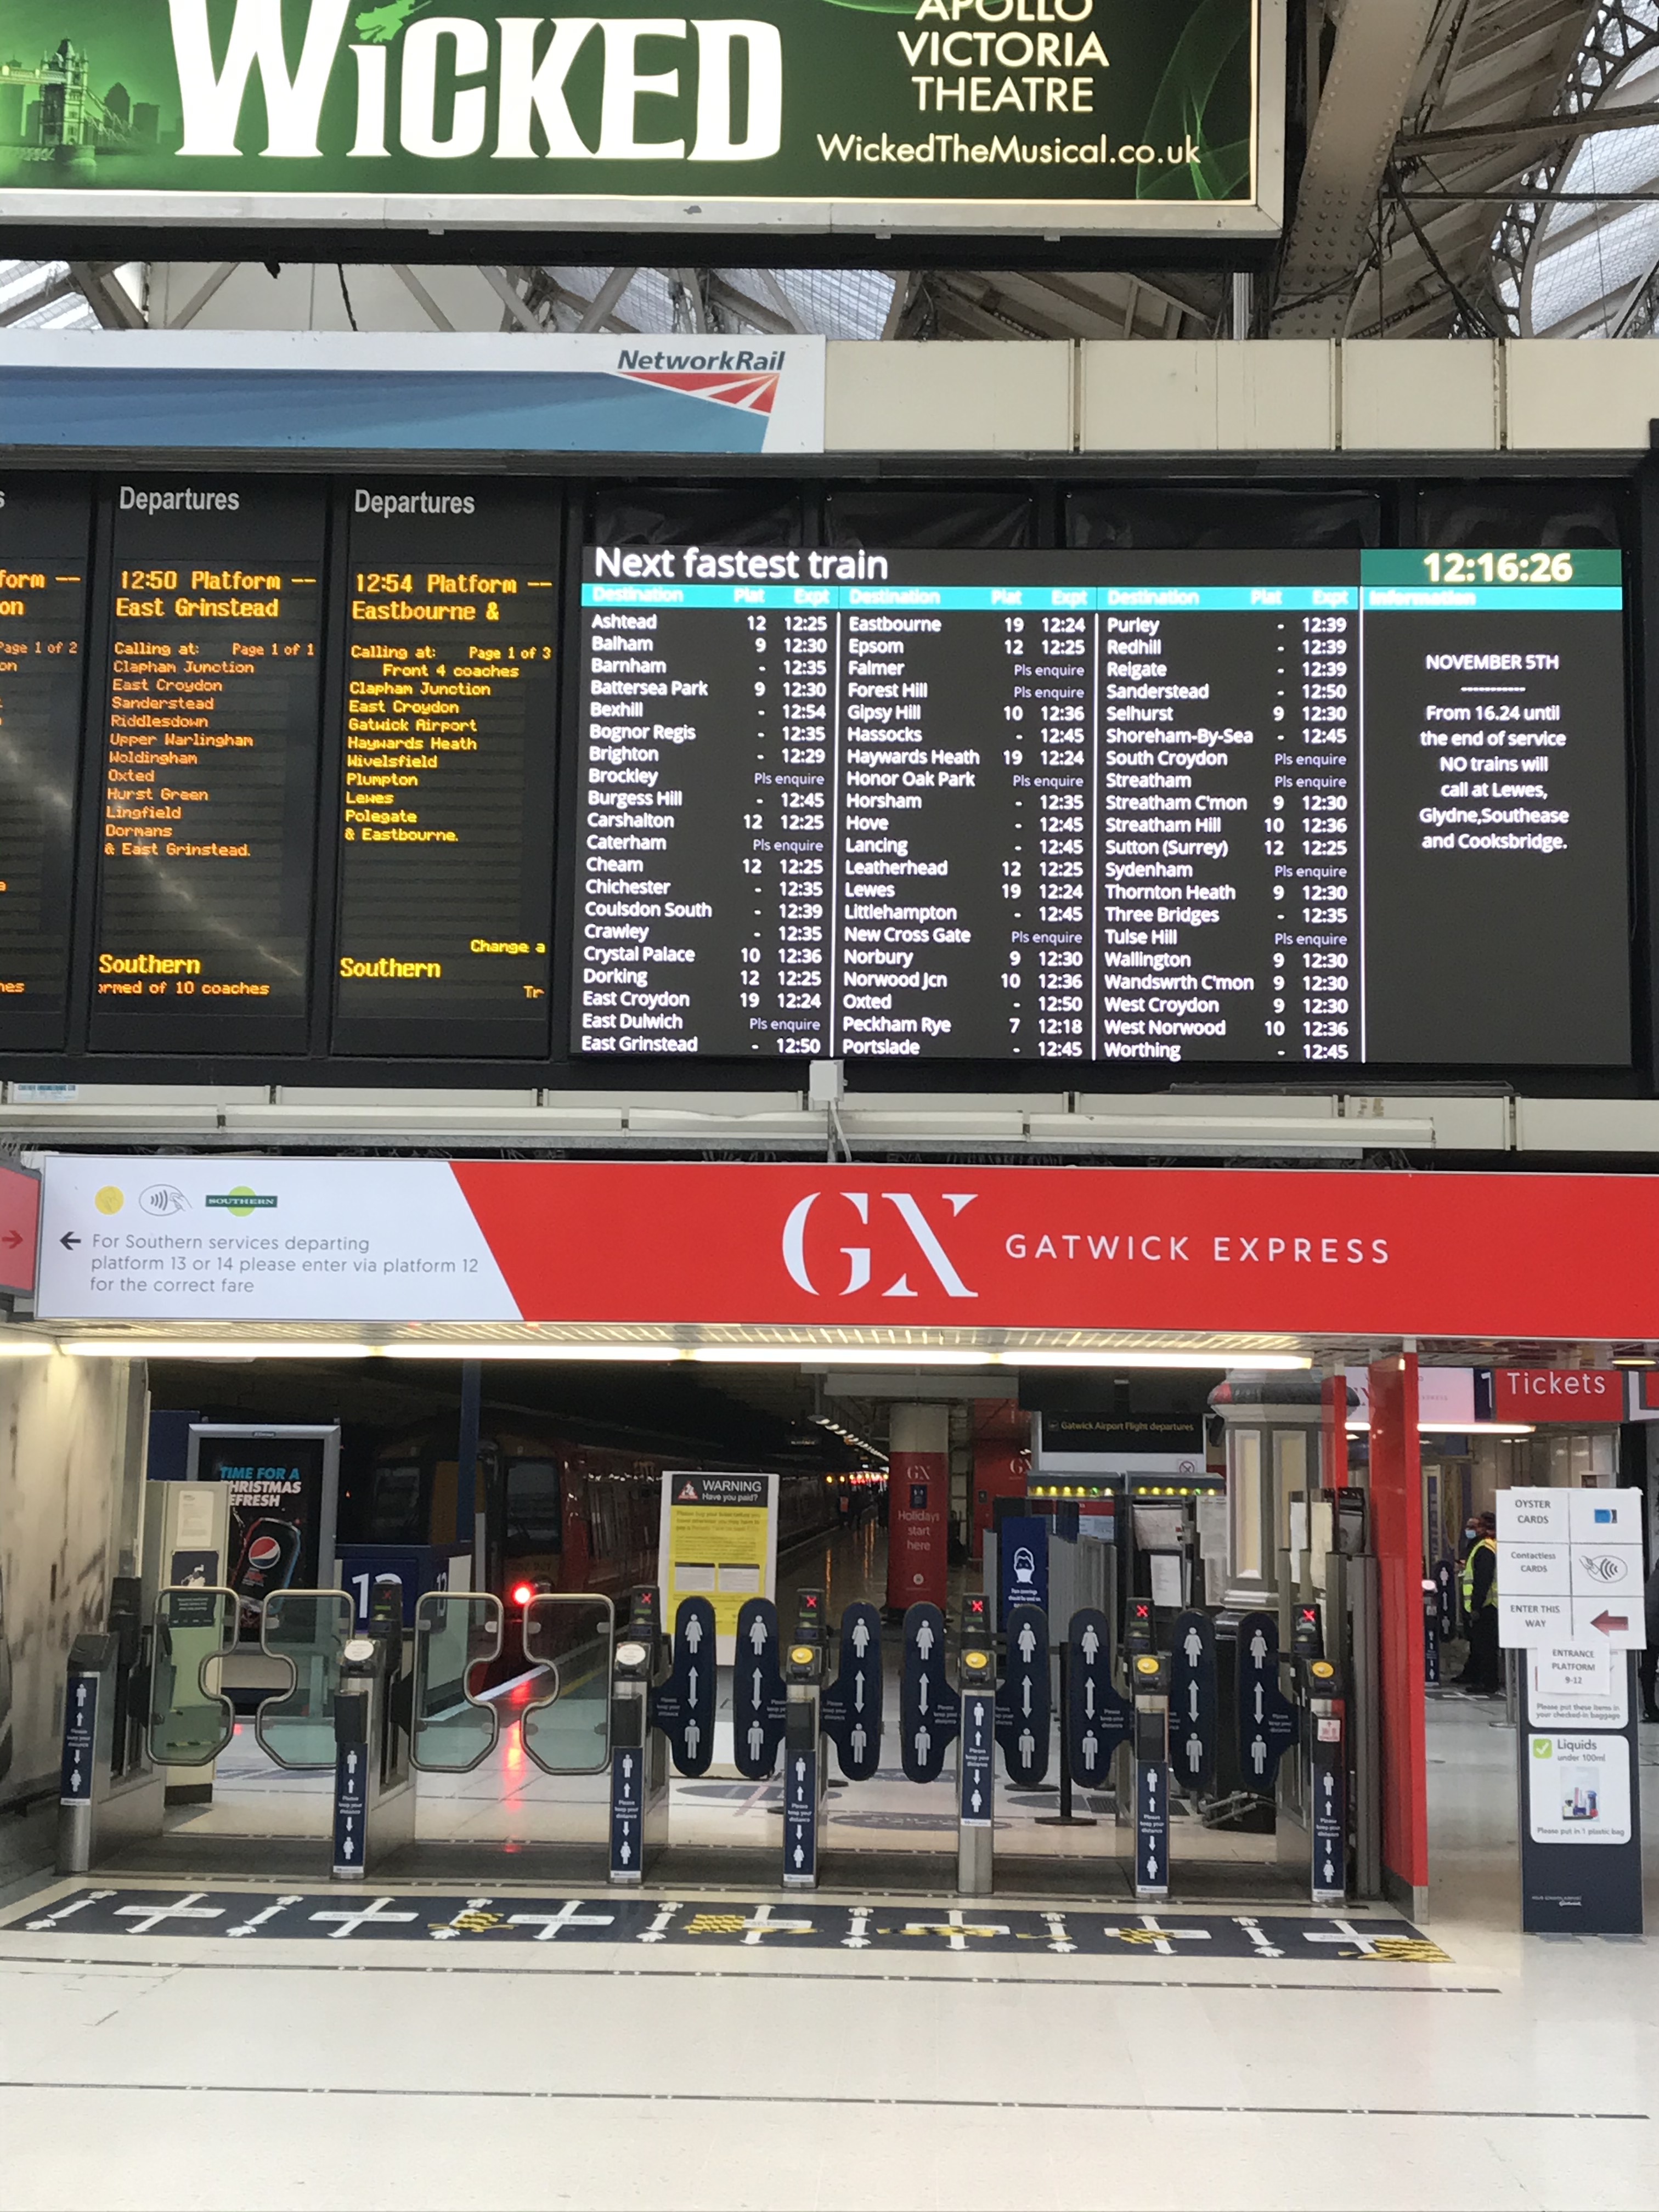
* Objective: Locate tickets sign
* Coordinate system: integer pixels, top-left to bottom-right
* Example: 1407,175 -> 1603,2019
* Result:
1491,1368 -> 1623,1421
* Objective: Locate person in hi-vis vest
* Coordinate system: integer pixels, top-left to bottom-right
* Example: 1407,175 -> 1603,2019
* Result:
1458,1514 -> 1500,1694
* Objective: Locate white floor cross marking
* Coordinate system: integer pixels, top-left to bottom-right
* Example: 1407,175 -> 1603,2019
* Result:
507,1900 -> 617,1942
309,1898 -> 420,1939
898,1909 -> 1012,1952
114,1894 -> 227,1936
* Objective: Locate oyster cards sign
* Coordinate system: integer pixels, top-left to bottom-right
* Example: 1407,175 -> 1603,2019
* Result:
1,0 -> 1279,242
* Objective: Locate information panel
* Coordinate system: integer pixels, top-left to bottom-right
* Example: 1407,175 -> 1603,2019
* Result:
331,484 -> 558,1058
90,479 -> 326,1052
571,548 -> 1628,1067
0,481 -> 90,1048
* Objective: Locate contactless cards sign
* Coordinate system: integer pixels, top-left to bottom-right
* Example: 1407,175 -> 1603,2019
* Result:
0,0 -> 1278,244
1496,1489 -> 1646,1652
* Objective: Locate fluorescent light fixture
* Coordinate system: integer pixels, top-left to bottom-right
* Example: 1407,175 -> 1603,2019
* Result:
62,1341 -> 375,1359
1007,1349 -> 1310,1370
1346,1418 -> 1536,1437
786,1348 -> 996,1368
379,1344 -> 683,1362
0,1338 -> 53,1356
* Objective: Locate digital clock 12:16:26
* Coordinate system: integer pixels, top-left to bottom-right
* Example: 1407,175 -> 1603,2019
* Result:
1421,550 -> 1575,584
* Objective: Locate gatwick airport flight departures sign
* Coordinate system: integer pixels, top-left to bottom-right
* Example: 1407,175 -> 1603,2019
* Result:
0,0 -> 1278,245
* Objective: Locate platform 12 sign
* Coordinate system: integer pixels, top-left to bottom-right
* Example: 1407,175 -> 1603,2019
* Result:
2,0 -> 1277,243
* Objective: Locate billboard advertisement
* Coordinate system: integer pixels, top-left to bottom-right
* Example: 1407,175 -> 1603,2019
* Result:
37,1154 -> 1659,1341
0,0 -> 1281,244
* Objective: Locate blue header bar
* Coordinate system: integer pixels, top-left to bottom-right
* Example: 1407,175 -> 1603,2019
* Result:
585,579 -> 1623,614
584,583 -> 1365,613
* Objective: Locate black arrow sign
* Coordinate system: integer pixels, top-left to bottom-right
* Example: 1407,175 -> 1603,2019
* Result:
650,1595 -> 716,1778
899,1602 -> 957,1782
1236,1610 -> 1297,1792
821,1601 -> 882,1781
731,1598 -> 787,1780
1065,1607 -> 1130,1788
995,1603 -> 1050,1787
1170,1609 -> 1218,1793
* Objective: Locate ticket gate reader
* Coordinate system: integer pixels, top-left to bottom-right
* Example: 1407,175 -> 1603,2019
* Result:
57,1578 -> 165,1877
734,1593 -> 883,1888
1276,1606 -> 1348,1906
782,1590 -> 828,1888
332,1625 -> 414,1878
604,1587 -> 716,1883
1130,1652 -> 1172,1899
609,1588 -> 670,1885
900,1596 -> 1050,1895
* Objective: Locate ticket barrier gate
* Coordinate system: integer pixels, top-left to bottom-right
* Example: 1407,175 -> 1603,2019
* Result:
733,1591 -> 883,1888
604,1586 -> 719,1886
1063,1605 -> 1216,1901
900,1594 -> 1050,1896
59,1578 -> 622,1879
58,1577 -> 163,1875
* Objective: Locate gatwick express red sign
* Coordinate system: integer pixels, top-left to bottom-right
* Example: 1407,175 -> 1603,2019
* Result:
452,1163 -> 1659,1338
32,1157 -> 1659,1337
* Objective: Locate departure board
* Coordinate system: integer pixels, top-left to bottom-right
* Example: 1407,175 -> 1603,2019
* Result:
331,483 -> 557,1057
572,548 -> 1628,1066
0,481 -> 90,1048
90,481 -> 325,1052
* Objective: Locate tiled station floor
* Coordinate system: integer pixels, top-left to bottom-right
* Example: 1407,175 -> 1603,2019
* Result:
0,1534 -> 1655,2210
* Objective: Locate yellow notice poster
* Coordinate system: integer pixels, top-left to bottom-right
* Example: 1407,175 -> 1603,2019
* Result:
658,1472 -> 778,1663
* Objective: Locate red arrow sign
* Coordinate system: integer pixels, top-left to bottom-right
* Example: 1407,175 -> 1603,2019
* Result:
1592,1610 -> 1630,1636
1,1230 -> 21,1249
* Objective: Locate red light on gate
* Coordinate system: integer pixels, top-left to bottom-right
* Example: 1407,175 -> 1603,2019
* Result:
512,1583 -> 534,1607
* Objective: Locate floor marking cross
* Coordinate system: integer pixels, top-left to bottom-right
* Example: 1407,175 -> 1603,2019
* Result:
1098,1915 -> 1212,1956
506,1900 -> 617,1943
898,1909 -> 1012,1951
114,1893 -> 226,1936
308,1897 -> 420,1939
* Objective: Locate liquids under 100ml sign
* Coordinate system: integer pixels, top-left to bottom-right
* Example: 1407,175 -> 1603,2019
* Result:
0,0 -> 1278,244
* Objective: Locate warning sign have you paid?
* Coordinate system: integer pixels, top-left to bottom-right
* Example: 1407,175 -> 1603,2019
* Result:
658,1471 -> 777,1663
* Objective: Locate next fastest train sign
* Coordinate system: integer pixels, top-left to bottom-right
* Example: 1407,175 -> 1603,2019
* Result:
0,0 -> 1279,242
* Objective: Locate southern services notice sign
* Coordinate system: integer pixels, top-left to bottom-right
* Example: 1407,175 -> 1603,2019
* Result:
0,0 -> 1279,242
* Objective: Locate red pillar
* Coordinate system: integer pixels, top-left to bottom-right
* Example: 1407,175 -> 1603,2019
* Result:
1368,1354 -> 1429,1912
886,1402 -> 950,1613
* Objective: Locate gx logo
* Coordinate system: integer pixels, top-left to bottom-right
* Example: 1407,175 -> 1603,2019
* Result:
781,1190 -> 978,1300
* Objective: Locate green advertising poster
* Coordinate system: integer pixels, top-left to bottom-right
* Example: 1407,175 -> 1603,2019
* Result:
0,0 -> 1279,240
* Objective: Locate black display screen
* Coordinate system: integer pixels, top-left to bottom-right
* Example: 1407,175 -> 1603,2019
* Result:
0,481 -> 91,1048
330,483 -> 558,1057
89,479 -> 326,1052
570,547 -> 1629,1066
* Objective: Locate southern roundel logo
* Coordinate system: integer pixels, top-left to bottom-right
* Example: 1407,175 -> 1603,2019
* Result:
781,1190 -> 978,1300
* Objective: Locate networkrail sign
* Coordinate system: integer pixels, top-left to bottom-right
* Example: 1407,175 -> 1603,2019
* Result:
0,0 -> 1280,244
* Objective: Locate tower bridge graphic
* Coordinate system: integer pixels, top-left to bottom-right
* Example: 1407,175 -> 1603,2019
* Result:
0,38 -> 163,164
